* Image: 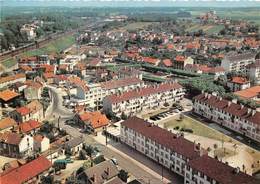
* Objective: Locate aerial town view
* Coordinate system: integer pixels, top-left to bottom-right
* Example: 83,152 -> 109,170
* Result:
0,0 -> 259,183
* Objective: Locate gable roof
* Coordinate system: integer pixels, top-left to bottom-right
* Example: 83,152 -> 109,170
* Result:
64,136 -> 84,149
79,111 -> 109,129
106,82 -> 183,104
101,77 -> 143,90
18,120 -> 42,133
0,132 -> 23,145
0,117 -> 17,130
234,86 -> 260,99
82,160 -> 119,184
0,73 -> 26,85
0,156 -> 52,184
188,155 -> 258,184
121,117 -> 203,159
230,77 -> 249,84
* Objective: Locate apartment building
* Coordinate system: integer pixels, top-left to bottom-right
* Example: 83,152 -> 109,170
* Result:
120,117 -> 257,184
221,52 -> 256,72
103,82 -> 184,117
248,59 -> 260,85
185,154 -> 258,184
120,117 -> 205,177
76,77 -> 144,107
193,93 -> 260,143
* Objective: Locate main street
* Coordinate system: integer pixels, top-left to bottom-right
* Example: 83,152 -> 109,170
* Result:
46,86 -> 183,184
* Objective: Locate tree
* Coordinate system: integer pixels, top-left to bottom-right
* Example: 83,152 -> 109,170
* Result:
118,169 -> 128,182
84,145 -> 95,167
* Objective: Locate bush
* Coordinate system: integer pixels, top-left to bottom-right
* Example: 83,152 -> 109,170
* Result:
174,126 -> 179,130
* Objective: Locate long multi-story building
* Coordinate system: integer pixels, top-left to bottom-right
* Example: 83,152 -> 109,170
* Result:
193,93 -> 260,143
75,77 -> 145,107
103,82 -> 184,117
221,52 -> 256,72
248,59 -> 260,85
120,117 -> 257,184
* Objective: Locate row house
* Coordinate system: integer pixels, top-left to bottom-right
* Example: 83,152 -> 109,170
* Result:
19,55 -> 50,68
193,93 -> 260,143
221,52 -> 256,72
77,77 -> 145,107
103,82 -> 185,117
0,131 -> 34,158
121,117 -> 257,184
0,73 -> 26,89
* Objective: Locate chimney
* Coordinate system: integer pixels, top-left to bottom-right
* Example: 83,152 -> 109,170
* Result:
106,167 -> 110,175
92,174 -> 97,182
240,104 -> 244,110
252,110 -> 256,116
247,108 -> 252,114
228,101 -> 231,107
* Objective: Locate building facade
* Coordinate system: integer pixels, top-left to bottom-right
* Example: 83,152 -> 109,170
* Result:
193,93 -> 260,143
103,82 -> 185,117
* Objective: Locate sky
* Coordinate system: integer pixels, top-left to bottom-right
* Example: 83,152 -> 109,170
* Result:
1,0 -> 260,7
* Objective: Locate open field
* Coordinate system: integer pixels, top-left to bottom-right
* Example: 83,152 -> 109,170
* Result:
22,35 -> 75,57
1,58 -> 17,68
185,24 -> 224,35
163,115 -> 233,142
121,22 -> 159,31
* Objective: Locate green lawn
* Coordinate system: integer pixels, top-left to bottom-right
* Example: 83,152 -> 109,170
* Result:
22,35 -> 75,57
122,22 -> 159,31
163,115 -> 232,142
1,58 -> 17,68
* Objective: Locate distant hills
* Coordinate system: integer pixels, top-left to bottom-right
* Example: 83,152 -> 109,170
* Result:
2,0 -> 260,8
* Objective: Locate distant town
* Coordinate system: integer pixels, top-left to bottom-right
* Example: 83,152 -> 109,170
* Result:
0,5 -> 259,184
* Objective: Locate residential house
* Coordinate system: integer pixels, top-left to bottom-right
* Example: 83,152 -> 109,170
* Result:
16,120 -> 42,135
0,156 -> 52,184
193,93 -> 260,143
77,160 -> 120,184
234,86 -> 260,103
11,100 -> 44,122
64,136 -> 84,155
160,59 -> 173,67
0,132 -> 34,158
0,89 -> 20,107
24,81 -> 43,100
33,134 -> 50,153
103,82 -> 185,117
142,57 -> 160,66
0,73 -> 26,89
74,111 -> 109,132
0,117 -> 17,133
227,77 -> 250,92
173,56 -> 194,70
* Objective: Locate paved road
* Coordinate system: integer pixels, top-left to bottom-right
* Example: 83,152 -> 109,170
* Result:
47,86 -> 183,184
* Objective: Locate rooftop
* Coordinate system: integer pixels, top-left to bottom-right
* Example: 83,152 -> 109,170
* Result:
234,86 -> 260,99
0,89 -> 19,102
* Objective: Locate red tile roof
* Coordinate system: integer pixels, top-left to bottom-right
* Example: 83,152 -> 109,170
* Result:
121,117 -> 204,159
234,86 -> 260,99
16,106 -> 30,116
175,55 -> 186,62
79,111 -> 109,129
0,117 -> 17,130
188,155 -> 257,184
43,72 -> 55,79
101,77 -> 143,90
142,57 -> 159,65
0,89 -> 19,102
0,156 -> 52,184
19,120 -> 42,133
162,59 -> 173,67
106,82 -> 183,104
194,93 -> 260,126
231,77 -> 249,84
0,132 -> 23,145
0,73 -> 26,85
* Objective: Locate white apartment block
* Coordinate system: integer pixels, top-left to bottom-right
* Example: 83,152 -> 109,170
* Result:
249,59 -> 260,85
120,117 -> 204,177
221,52 -> 256,72
60,54 -> 86,72
76,77 -> 145,107
193,93 -> 260,143
103,82 -> 185,117
120,117 -> 257,184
